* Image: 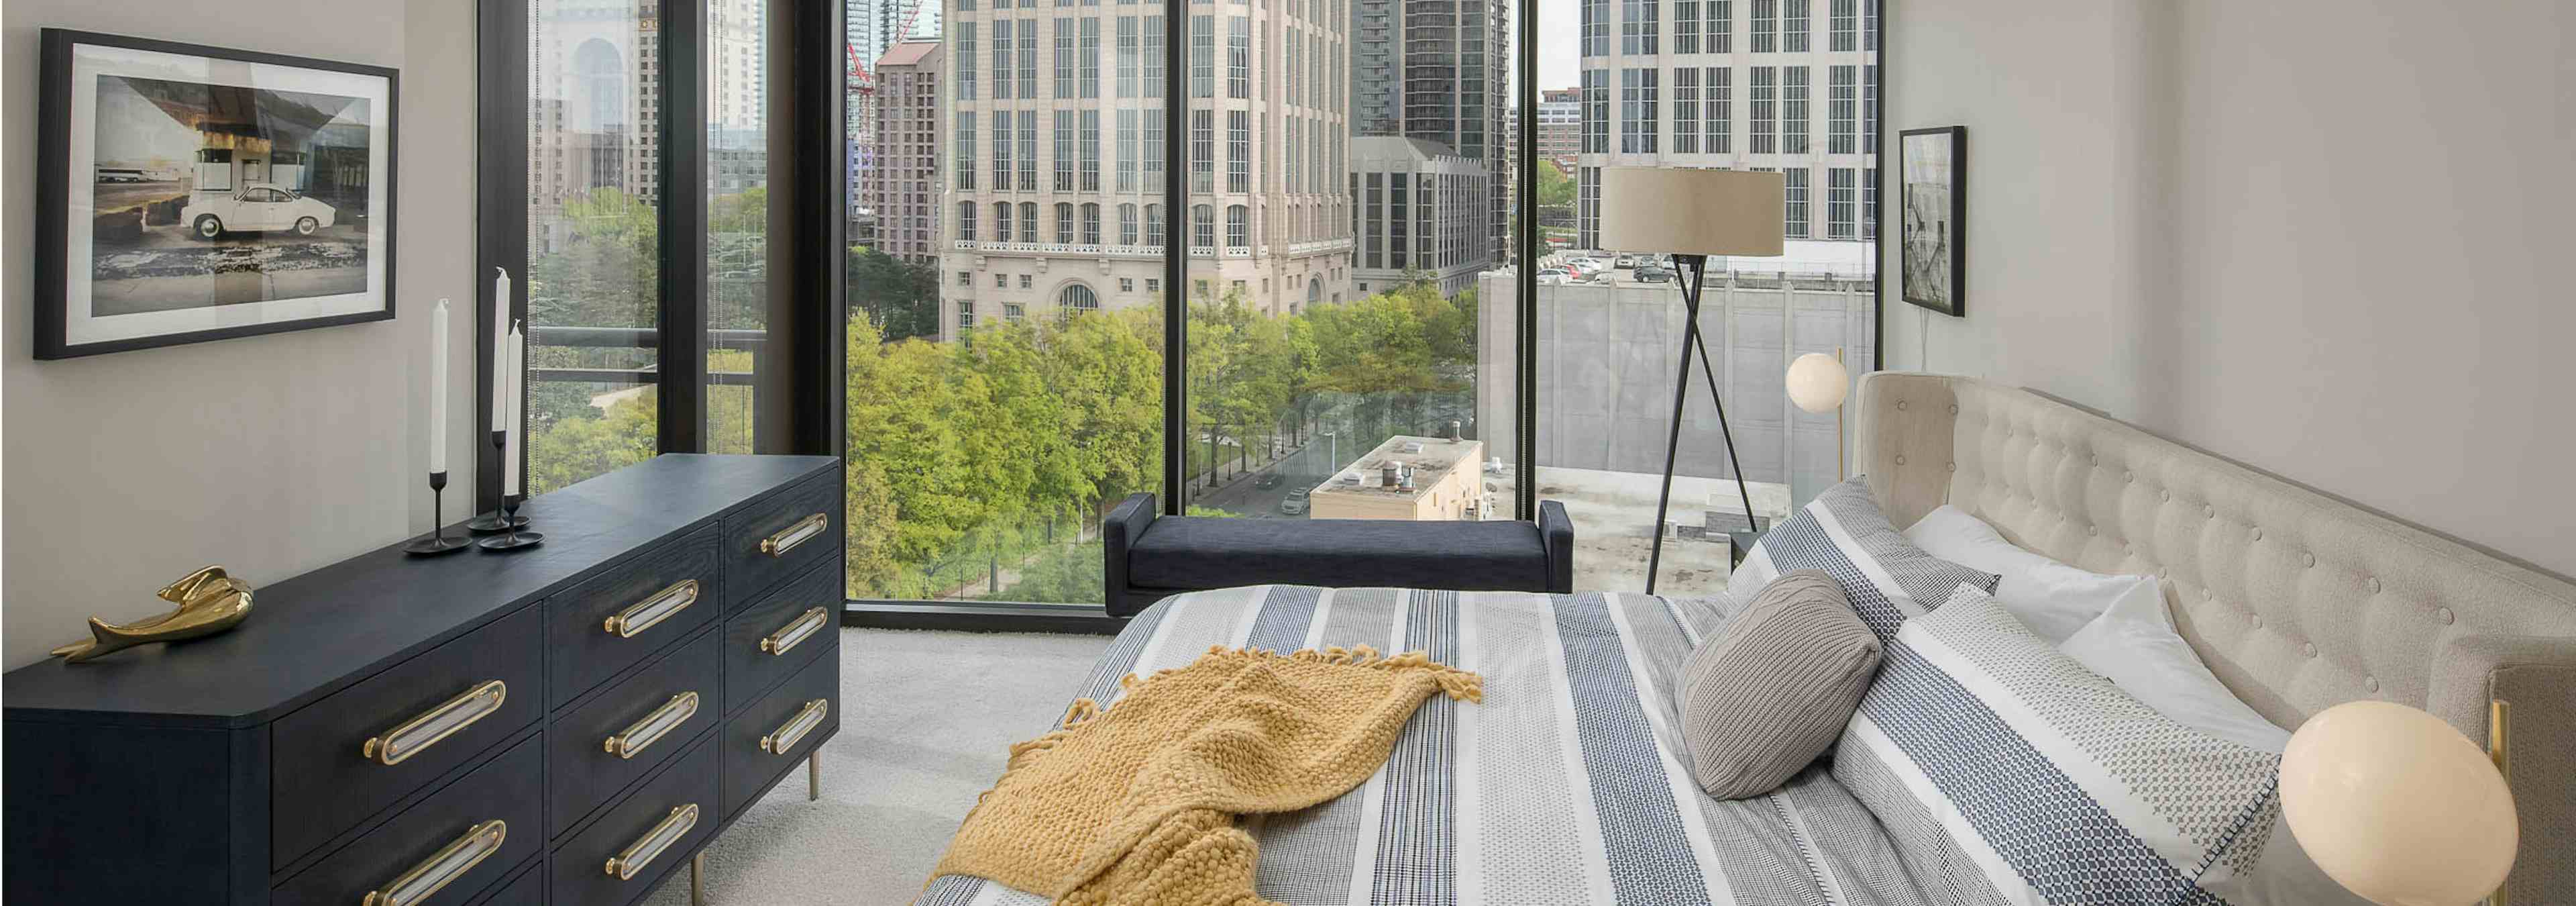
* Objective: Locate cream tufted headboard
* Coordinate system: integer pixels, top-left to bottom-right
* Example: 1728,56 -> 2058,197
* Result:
1852,371 -> 2576,901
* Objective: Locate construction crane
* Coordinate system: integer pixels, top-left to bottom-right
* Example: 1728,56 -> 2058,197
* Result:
847,0 -> 931,97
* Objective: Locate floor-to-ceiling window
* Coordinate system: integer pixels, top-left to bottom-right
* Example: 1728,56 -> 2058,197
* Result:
1545,0 -> 1881,596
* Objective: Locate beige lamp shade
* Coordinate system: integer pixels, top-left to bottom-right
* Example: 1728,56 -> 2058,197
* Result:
1785,352 -> 1849,413
1597,168 -> 1786,256
2279,700 -> 2517,906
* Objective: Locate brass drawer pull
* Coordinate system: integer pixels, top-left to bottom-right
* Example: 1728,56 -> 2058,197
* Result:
604,803 -> 698,881
604,691 -> 699,760
761,699 -> 830,754
759,607 -> 830,656
604,579 -> 700,638
759,513 -> 828,557
362,680 -> 508,766
361,819 -> 506,906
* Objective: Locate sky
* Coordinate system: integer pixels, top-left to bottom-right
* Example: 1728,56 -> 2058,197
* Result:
1534,0 -> 1581,92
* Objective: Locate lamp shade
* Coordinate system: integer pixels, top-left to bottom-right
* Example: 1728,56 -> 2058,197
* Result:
1785,352 -> 1849,413
2279,701 -> 2517,906
1597,168 -> 1786,256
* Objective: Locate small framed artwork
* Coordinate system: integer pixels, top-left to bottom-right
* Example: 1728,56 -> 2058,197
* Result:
36,30 -> 397,359
1899,125 -> 1965,317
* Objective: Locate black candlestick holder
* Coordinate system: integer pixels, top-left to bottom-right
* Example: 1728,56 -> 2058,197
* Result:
477,493 -> 545,551
402,470 -> 474,556
466,428 -> 527,533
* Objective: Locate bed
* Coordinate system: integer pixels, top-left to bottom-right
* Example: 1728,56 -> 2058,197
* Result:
919,372 -> 2576,905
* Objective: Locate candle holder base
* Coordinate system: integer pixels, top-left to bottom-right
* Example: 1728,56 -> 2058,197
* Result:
478,531 -> 546,552
467,511 -> 529,534
404,534 -> 475,556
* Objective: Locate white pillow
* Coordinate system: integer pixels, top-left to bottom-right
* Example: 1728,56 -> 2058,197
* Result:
2059,581 -> 2292,753
1900,504 -> 2163,644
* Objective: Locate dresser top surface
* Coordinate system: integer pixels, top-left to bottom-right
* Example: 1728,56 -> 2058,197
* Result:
2,454 -> 840,729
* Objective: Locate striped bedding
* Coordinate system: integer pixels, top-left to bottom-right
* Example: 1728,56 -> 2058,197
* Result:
917,584 -> 1928,906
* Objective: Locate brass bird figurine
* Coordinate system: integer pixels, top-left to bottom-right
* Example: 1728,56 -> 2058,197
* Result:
50,566 -> 254,664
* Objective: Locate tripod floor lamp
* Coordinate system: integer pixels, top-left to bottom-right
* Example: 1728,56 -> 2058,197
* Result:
1599,167 -> 1786,595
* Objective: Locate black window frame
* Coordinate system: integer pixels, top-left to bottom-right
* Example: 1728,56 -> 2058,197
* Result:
478,0 -> 1890,627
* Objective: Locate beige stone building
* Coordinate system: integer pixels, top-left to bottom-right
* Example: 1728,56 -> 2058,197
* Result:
871,41 -> 943,262
1309,434 -> 1487,521
936,1 -> 1354,339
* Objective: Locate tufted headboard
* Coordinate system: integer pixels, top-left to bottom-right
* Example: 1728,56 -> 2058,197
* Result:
1851,371 -> 2576,900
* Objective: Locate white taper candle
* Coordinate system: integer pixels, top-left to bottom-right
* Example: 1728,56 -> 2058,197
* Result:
430,299 -> 449,474
504,321 -> 525,497
491,267 -> 511,432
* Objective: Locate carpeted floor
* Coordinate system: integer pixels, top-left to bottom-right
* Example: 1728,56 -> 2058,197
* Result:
639,627 -> 1113,906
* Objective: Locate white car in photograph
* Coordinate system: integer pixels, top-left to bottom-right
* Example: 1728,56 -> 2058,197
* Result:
182,184 -> 339,239
1536,267 -> 1573,285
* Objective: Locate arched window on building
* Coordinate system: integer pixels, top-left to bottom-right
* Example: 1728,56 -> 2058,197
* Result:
1226,205 -> 1248,248
1060,283 -> 1100,312
1081,203 -> 1102,245
1191,204 -> 1216,249
1055,203 -> 1075,243
1146,203 -> 1165,246
957,201 -> 977,242
1119,203 -> 1139,246
994,201 -> 1014,242
1307,278 -> 1322,307
1018,203 -> 1038,243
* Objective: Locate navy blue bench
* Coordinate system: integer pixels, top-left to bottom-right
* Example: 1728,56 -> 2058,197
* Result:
1102,493 -> 1575,617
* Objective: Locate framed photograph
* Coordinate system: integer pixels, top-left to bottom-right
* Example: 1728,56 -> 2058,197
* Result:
36,30 -> 397,359
1899,126 -> 1964,317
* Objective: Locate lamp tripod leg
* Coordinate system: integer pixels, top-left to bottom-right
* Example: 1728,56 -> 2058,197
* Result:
1645,256 -> 1707,596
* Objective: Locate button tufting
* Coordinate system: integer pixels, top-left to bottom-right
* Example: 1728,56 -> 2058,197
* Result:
2437,607 -> 2455,625
2366,676 -> 2380,692
2250,527 -> 2263,541
2204,505 -> 2215,517
1948,404 -> 1960,415
2159,490 -> 2171,501
1894,455 -> 1908,466
2367,577 -> 2381,593
2086,525 -> 2098,537
2251,615 -> 2263,628
2304,552 -> 2316,568
1946,462 -> 1956,472
2159,566 -> 2170,578
1896,400 -> 1910,411
2303,642 -> 2316,658
2125,470 -> 2134,483
2090,454 -> 2100,466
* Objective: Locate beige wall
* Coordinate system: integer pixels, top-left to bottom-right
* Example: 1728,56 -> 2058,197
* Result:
1880,0 -> 2575,579
1,0 -> 479,668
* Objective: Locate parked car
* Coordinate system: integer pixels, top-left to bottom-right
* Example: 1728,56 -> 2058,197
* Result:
1635,264 -> 1674,283
1254,472 -> 1283,489
1613,254 -> 1636,268
181,184 -> 338,239
1562,257 -> 1605,277
1279,487 -> 1310,515
1536,267 -> 1572,285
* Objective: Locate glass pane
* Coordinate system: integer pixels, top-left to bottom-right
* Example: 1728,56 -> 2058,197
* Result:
844,0 -> 1164,605
1183,0 -> 1511,524
708,0 -> 769,452
525,0 -> 661,495
1538,0 -> 1879,595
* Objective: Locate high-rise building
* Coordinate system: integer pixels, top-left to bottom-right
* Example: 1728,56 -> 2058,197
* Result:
1350,0 -> 1511,263
938,1 -> 1353,339
529,0 -> 664,255
1538,87 -> 1580,163
871,41 -> 944,262
1350,137 -> 1490,297
1575,0 -> 1878,249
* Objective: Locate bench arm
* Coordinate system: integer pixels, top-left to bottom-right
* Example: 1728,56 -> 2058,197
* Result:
1537,500 -> 1575,594
1103,493 -> 1159,616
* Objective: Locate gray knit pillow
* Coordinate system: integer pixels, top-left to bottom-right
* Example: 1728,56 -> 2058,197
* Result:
1678,570 -> 1885,799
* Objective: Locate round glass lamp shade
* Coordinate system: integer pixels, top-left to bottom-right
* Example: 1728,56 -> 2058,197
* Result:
1785,352 -> 1849,414
2279,700 -> 2517,906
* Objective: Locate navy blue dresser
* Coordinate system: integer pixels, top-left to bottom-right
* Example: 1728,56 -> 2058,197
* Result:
3,454 -> 845,905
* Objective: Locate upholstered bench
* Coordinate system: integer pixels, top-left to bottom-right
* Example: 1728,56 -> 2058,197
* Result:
1101,493 -> 1574,617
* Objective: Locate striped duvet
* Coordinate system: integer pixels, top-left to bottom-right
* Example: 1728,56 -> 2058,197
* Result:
918,584 -> 1927,906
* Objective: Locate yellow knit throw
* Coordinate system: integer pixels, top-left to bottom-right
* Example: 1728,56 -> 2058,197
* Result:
931,644 -> 1483,905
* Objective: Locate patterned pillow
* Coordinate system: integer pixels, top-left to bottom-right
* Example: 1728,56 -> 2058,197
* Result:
1731,476 -> 2000,639
1832,587 -> 2288,906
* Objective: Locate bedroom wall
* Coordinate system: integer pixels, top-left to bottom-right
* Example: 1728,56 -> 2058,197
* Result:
1880,0 -> 2575,579
0,0 -> 478,668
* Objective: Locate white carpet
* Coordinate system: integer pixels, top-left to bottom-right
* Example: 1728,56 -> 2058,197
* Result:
639,627 -> 1113,905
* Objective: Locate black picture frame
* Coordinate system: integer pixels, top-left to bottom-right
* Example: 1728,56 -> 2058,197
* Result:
36,29 -> 398,360
1898,125 -> 1964,317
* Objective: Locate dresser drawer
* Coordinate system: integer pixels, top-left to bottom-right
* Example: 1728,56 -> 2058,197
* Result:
272,604 -> 545,869
721,560 -> 841,715
552,735 -> 719,906
720,474 -> 839,613
549,525 -> 722,709
551,624 -> 721,838
720,641 -> 840,819
474,860 -> 547,906
272,732 -> 544,906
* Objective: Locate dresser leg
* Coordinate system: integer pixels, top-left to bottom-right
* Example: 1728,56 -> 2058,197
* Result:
691,851 -> 705,905
808,750 -> 820,801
